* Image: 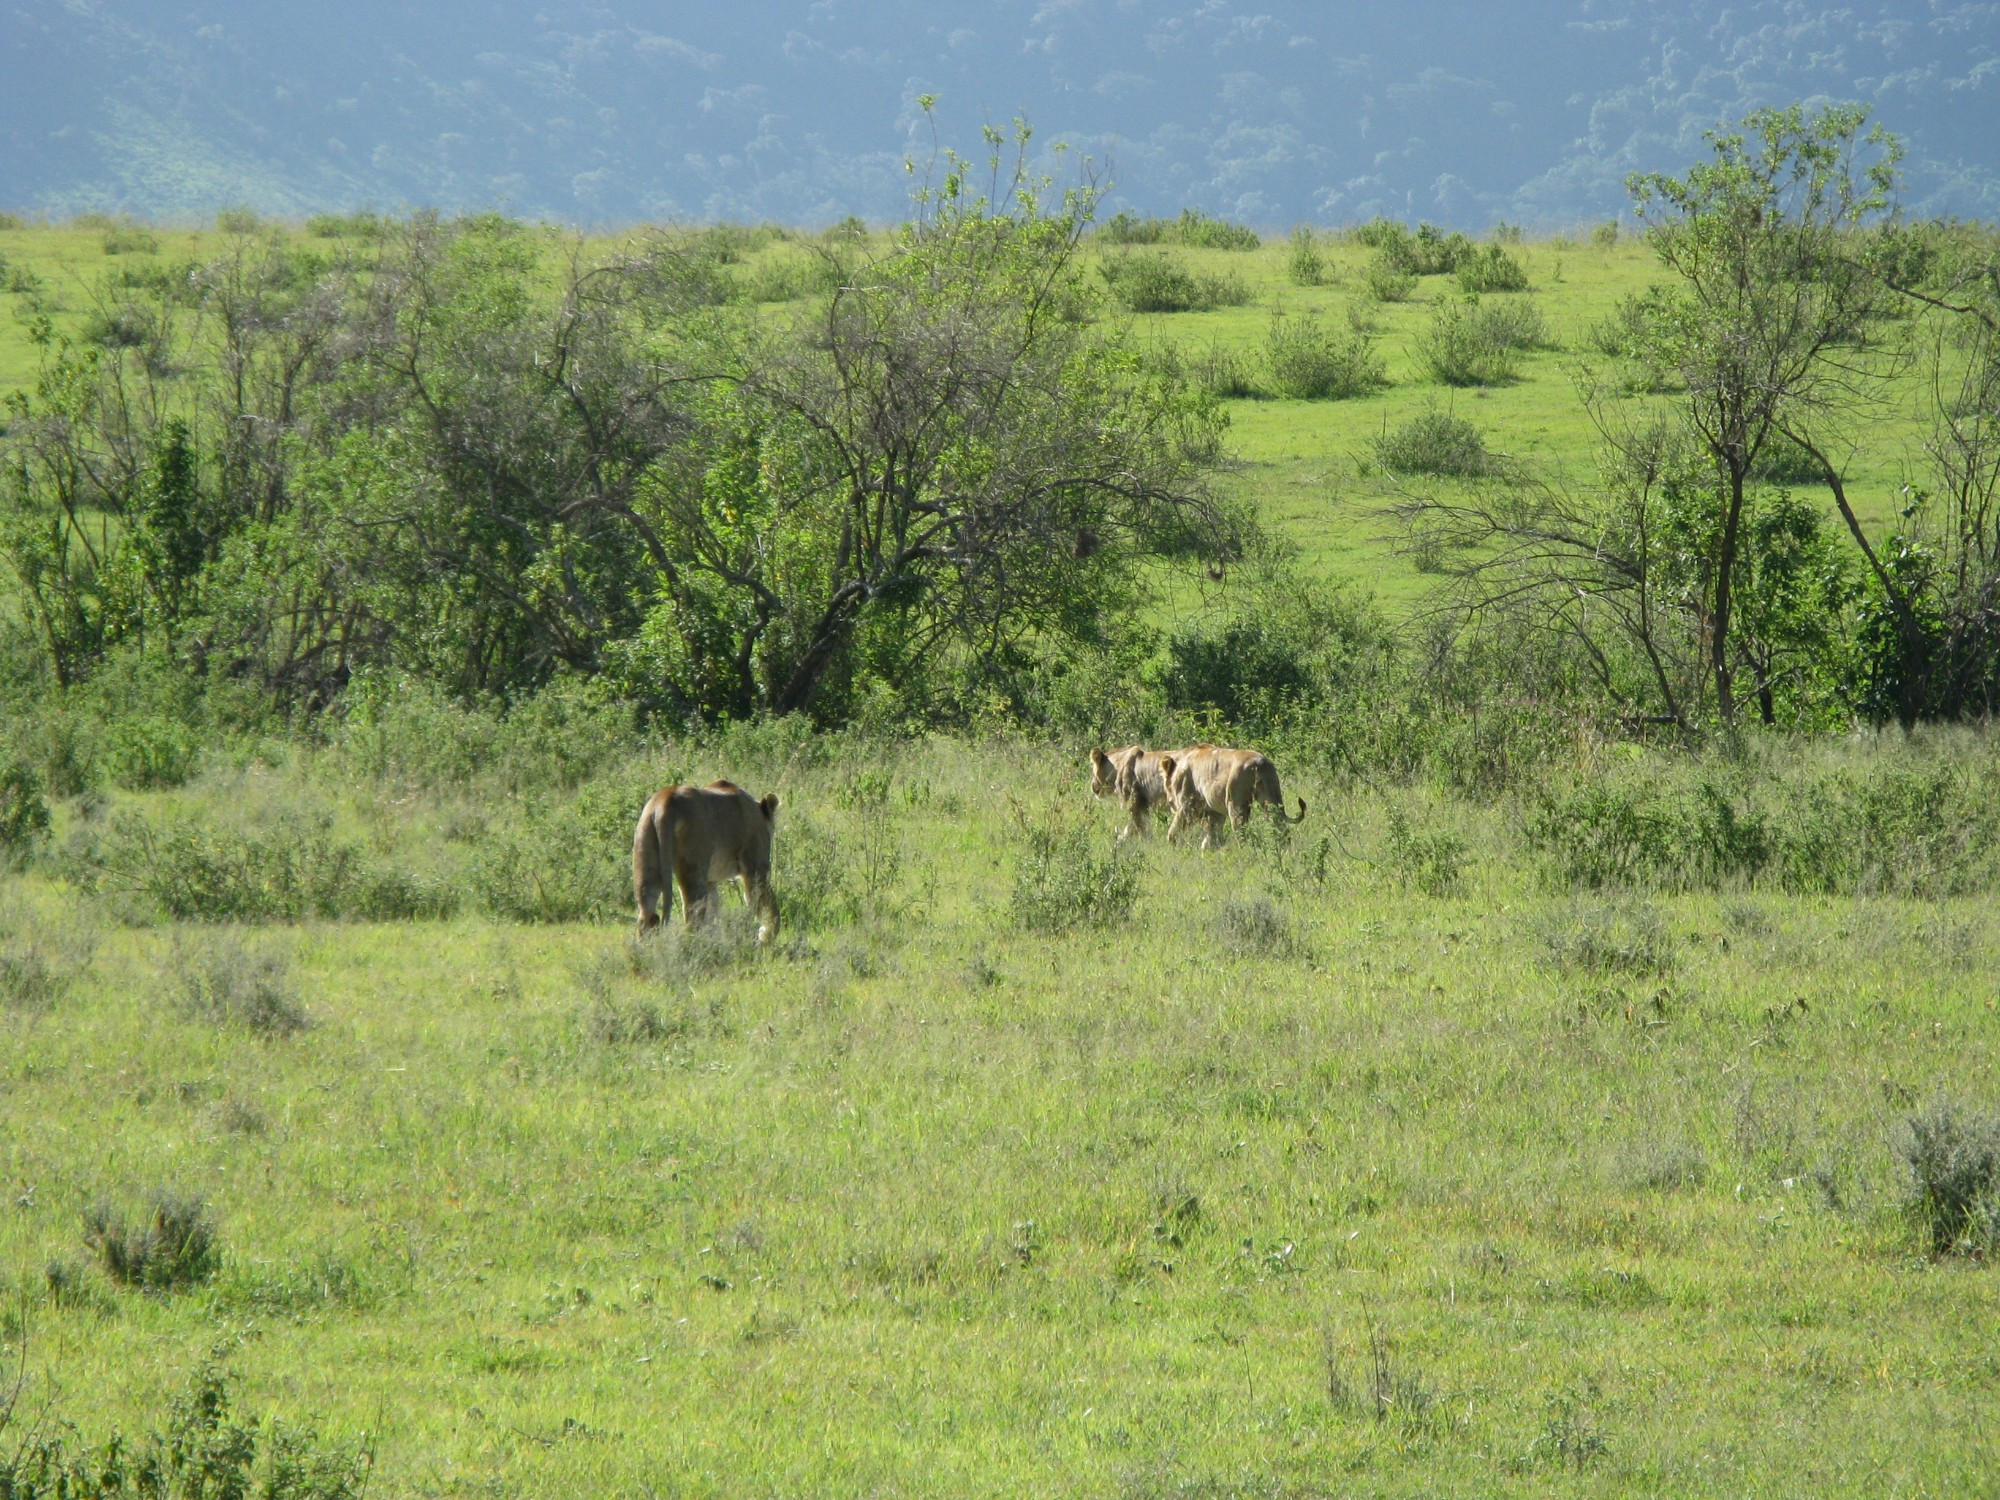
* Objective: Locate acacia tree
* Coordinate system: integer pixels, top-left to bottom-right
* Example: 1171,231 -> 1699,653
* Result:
1627,102 -> 1902,723
618,127 -> 1239,722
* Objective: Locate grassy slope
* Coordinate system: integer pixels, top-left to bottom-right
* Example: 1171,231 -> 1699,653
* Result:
5,742 -> 2000,1497
1,224 -> 1994,1496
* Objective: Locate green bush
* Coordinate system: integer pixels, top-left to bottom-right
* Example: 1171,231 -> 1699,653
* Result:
100,224 -> 160,256
1383,807 -> 1466,896
104,713 -> 201,789
0,1357 -> 371,1499
83,812 -> 456,922
1540,900 -> 1677,976
85,1191 -> 220,1290
1265,312 -> 1385,400
1011,804 -> 1138,934
472,773 -> 657,923
1749,433 -> 1826,485
0,760 -> 52,863
173,933 -> 309,1037
1370,403 -> 1496,477
1287,225 -> 1324,286
1419,297 -> 1545,386
1900,1103 -> 2000,1258
1524,755 -> 2000,896
1174,208 -> 1260,251
1455,243 -> 1530,294
1361,256 -> 1418,303
1095,210 -> 1172,245
1100,253 -> 1251,313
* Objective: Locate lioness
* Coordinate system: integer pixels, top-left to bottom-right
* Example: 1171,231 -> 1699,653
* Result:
1089,745 -> 1193,841
632,780 -> 780,942
1164,745 -> 1306,848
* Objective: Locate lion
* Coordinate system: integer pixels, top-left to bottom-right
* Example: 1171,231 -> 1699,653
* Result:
1089,744 -> 1194,841
632,780 -> 780,942
1163,745 -> 1306,848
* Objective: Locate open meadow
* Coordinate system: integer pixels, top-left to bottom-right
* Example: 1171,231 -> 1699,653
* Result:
4,174 -> 2000,1496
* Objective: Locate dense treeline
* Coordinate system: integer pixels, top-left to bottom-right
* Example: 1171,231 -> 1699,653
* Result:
0,138 -> 1237,732
2,106 -> 1999,779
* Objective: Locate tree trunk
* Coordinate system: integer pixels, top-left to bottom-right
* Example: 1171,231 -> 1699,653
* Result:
1710,461 -> 1746,724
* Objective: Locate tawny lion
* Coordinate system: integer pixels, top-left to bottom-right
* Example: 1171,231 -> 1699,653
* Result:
632,780 -> 780,941
1089,744 -> 1194,841
1163,745 -> 1306,848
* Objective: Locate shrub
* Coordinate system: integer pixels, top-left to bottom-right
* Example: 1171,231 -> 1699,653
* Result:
1287,225 -> 1324,286
0,1357 -> 371,1499
1011,804 -> 1139,934
1175,208 -> 1260,251
103,713 -> 201,789
0,943 -> 66,1010
214,204 -> 261,234
1900,1102 -> 2000,1258
1419,297 -> 1529,386
473,776 -> 650,923
174,933 -> 309,1036
1370,402 -> 1496,477
1383,806 -> 1466,895
1265,312 -> 1385,399
1592,219 -> 1621,247
1475,296 -> 1550,350
1530,1380 -> 1610,1470
85,1191 -> 220,1289
739,250 -> 845,303
1100,253 -> 1250,313
1215,897 -> 1303,959
1455,243 -> 1530,293
1749,432 -> 1826,485
1095,210 -> 1171,245
1361,256 -> 1417,303
1540,901 -> 1677,977
100,224 -> 160,255
86,812 -> 455,922
305,209 -> 385,239
0,760 -> 52,863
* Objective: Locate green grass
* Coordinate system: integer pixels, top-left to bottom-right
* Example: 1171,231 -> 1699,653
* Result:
4,736 -> 1999,1495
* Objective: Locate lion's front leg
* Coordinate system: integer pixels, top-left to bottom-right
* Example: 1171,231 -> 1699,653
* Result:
741,873 -> 780,944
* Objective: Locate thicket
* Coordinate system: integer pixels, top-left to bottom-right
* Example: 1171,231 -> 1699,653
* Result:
0,126 -> 1239,731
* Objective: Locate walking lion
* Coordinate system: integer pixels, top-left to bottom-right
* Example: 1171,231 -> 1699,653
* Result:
632,780 -> 780,942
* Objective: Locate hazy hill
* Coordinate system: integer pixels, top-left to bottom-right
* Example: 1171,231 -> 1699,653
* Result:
4,0 -> 1998,225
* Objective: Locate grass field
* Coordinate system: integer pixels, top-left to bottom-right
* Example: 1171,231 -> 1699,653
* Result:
3,214 -> 1997,1497
4,729 -> 2000,1497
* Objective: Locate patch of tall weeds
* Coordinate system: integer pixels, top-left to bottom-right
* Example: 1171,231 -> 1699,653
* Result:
1900,1102 -> 2000,1259
1010,802 -> 1139,934
84,1191 -> 221,1290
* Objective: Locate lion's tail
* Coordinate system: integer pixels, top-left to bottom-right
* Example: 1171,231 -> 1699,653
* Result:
1259,759 -> 1306,824
633,789 -> 676,934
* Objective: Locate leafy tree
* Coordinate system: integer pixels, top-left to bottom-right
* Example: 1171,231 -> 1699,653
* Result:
615,124 -> 1238,722
1626,102 -> 1903,724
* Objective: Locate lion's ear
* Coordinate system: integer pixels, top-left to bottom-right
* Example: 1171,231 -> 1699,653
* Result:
1089,748 -> 1108,771
760,793 -> 780,819
1159,754 -> 1177,781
